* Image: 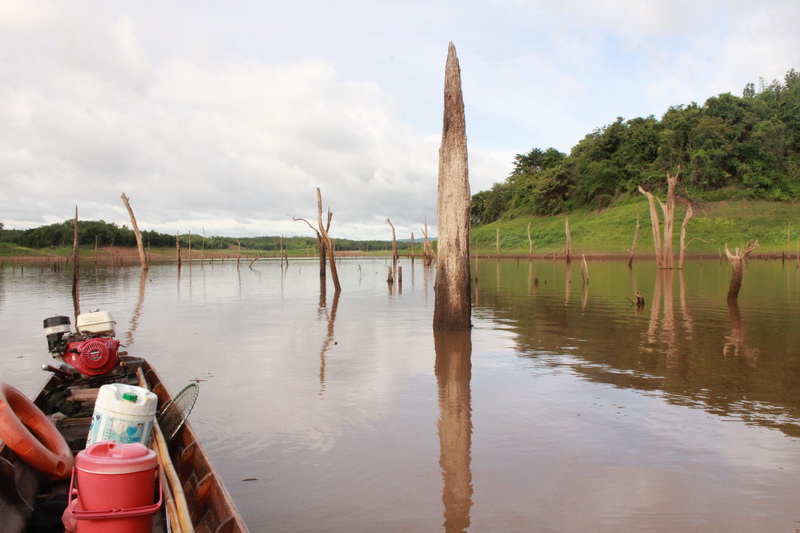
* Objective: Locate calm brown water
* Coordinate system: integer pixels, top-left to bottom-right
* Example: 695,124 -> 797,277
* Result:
2,258 -> 800,532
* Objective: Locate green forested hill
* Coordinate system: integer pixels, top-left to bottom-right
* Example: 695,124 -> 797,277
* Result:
471,69 -> 800,226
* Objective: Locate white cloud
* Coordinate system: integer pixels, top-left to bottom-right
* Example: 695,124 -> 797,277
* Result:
1,1 -> 798,239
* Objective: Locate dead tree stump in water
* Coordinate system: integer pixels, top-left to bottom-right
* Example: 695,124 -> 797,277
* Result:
72,205 -> 80,317
433,42 -> 471,331
638,168 -> 680,269
120,192 -> 149,271
628,210 -> 640,268
316,188 -> 341,293
725,240 -> 758,300
565,217 -> 572,264
422,218 -> 436,267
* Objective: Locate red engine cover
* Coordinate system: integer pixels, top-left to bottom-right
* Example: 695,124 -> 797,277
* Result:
65,338 -> 120,376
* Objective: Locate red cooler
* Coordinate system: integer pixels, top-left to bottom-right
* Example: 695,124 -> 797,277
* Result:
63,441 -> 161,533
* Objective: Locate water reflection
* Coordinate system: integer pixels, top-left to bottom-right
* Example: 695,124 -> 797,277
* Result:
434,330 -> 473,532
724,300 -> 759,365
4,259 -> 800,531
318,280 -> 340,391
473,259 -> 800,438
125,270 -> 148,347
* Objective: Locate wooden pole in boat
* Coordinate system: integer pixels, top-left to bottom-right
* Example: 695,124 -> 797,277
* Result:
136,368 -> 195,533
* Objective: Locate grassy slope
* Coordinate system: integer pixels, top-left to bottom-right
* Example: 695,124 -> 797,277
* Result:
472,199 -> 800,256
3,200 -> 799,259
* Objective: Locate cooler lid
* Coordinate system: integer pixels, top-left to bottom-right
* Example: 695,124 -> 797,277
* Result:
77,441 -> 158,474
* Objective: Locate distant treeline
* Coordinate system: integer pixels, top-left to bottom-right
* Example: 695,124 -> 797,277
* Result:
0,219 -> 406,252
472,69 -> 800,225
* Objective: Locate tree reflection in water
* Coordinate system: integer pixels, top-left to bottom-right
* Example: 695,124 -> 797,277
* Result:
435,330 -> 473,532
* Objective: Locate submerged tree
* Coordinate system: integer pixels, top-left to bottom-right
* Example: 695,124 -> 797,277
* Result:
724,240 -> 758,300
638,167 -> 681,269
433,42 -> 472,331
120,192 -> 148,271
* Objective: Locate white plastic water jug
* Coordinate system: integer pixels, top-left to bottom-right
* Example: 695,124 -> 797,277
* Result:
86,384 -> 157,447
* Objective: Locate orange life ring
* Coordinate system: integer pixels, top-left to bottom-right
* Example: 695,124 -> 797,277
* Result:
0,382 -> 74,480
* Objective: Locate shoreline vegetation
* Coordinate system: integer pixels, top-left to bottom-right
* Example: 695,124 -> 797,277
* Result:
2,199 -> 799,264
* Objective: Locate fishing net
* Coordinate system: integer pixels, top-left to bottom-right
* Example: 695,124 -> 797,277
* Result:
157,382 -> 199,441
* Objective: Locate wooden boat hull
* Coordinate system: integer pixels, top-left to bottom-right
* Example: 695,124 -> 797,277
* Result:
0,358 -> 248,532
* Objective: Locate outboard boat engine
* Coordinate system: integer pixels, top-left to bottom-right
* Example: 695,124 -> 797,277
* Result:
43,310 -> 121,377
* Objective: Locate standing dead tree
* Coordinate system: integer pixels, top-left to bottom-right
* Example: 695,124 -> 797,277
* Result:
433,42 -> 471,331
72,205 -> 80,317
677,200 -> 695,270
422,218 -> 436,267
638,167 -> 680,269
386,218 -> 399,269
724,240 -> 758,301
291,206 -> 332,279
176,233 -> 182,270
628,210 -> 640,268
527,222 -> 533,259
316,188 -> 341,292
565,217 -> 572,264
120,192 -> 149,271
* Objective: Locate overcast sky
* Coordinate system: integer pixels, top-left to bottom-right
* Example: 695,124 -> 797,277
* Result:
1,1 -> 798,240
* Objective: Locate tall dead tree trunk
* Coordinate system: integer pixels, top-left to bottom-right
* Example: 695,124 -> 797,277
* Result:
638,167 -> 680,269
120,192 -> 149,271
565,217 -> 572,264
527,222 -> 533,259
411,233 -> 415,262
317,188 -> 341,293
291,211 -> 330,278
678,203 -> 694,270
176,233 -> 182,269
386,217 -> 399,270
638,186 -> 663,267
422,218 -> 436,267
628,210 -> 640,268
433,42 -> 471,331
659,169 -> 679,268
72,205 -> 80,317
725,240 -> 758,301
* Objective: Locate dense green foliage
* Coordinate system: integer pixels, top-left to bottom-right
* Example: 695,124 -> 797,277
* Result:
472,70 -> 800,225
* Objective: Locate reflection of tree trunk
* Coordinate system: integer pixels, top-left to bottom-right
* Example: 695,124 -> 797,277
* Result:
125,269 -> 148,347
565,261 -> 572,305
660,270 -> 679,368
679,270 -> 693,336
644,269 -> 662,352
723,300 -> 759,366
319,287 -> 340,389
433,43 -> 471,331
435,330 -> 473,533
